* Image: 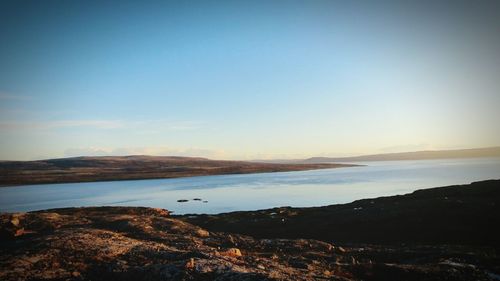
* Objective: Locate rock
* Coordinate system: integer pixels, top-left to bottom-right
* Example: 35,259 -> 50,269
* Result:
152,208 -> 170,217
0,205 -> 498,281
289,259 -> 311,269
195,228 -> 210,238
14,228 -> 25,237
185,258 -> 195,270
10,217 -> 20,227
221,248 -> 242,257
351,256 -> 357,265
227,234 -> 236,245
26,256 -> 42,264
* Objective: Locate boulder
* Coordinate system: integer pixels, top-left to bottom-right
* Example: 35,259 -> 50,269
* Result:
195,228 -> 210,238
185,258 -> 195,270
221,248 -> 242,257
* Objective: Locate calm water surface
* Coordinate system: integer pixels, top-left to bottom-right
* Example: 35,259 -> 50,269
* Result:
1,158 -> 499,214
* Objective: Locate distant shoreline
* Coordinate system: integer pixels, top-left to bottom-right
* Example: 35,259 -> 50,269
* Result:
254,146 -> 500,164
0,155 -> 359,187
0,165 -> 360,188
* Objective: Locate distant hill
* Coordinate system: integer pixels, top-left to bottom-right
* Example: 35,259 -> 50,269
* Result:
302,146 -> 500,163
0,155 -> 356,186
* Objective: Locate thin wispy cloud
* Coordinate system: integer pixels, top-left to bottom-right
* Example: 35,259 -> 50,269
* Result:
0,120 -> 124,130
0,119 -> 204,132
128,120 -> 204,131
64,146 -> 226,159
0,93 -> 32,101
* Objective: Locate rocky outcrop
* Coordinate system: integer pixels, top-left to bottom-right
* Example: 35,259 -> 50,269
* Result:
0,206 -> 359,281
1,205 -> 498,281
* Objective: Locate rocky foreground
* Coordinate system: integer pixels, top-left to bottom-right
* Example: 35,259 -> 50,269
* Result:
1,180 -> 499,280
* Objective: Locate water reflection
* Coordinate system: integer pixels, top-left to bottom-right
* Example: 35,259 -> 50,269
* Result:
0,158 -> 499,214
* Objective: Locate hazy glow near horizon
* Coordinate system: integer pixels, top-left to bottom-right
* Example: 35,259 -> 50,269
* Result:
1,1 -> 500,160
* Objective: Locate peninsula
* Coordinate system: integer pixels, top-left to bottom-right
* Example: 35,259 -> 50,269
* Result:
0,156 -> 356,186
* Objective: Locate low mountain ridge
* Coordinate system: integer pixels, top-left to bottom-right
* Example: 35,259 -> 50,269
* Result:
303,146 -> 500,163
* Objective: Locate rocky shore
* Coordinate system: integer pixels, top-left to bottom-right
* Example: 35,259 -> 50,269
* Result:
1,180 -> 499,280
180,180 -> 500,246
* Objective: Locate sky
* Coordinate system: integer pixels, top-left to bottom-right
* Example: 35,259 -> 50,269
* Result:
1,0 -> 500,161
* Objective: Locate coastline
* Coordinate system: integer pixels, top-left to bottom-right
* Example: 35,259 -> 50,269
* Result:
0,155 -> 359,187
1,180 -> 499,280
0,164 -> 360,188
179,179 -> 500,246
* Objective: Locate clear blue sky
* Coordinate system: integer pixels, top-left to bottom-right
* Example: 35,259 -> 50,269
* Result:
1,1 -> 499,160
